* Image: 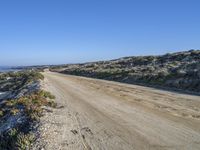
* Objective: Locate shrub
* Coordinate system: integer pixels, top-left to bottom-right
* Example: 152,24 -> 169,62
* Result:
0,110 -> 3,117
10,108 -> 20,115
16,133 -> 35,150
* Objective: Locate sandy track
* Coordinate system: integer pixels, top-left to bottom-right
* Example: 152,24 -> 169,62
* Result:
37,71 -> 200,150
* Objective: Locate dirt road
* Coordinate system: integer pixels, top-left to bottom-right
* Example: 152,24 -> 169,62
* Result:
37,71 -> 200,150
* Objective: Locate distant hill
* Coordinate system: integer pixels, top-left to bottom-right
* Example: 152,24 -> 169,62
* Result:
50,50 -> 200,93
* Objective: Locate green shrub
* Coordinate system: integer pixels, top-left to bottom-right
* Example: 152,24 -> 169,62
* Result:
16,133 -> 35,150
0,110 -> 4,117
10,108 -> 20,115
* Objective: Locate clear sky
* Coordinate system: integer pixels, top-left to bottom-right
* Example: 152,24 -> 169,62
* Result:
0,0 -> 199,66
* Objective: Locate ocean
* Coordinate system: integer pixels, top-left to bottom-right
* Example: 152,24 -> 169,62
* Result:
0,67 -> 20,73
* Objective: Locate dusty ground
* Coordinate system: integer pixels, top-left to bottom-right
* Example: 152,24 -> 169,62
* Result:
34,71 -> 200,150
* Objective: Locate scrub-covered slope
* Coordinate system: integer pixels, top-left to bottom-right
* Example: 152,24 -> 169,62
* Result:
52,50 -> 200,92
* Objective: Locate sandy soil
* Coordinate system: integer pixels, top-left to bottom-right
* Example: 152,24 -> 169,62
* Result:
34,71 -> 200,150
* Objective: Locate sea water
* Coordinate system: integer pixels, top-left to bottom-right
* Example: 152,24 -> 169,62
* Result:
0,66 -> 20,73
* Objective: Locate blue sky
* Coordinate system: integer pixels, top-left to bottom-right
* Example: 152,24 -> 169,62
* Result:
0,0 -> 199,66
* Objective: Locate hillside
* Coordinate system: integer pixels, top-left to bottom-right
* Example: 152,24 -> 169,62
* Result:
51,50 -> 200,93
0,71 -> 56,149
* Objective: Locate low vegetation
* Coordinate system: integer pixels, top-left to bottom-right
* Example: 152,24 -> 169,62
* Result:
0,71 -> 44,92
51,50 -> 200,93
0,71 -> 56,150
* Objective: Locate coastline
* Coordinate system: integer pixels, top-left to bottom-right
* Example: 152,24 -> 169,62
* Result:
0,67 -> 21,73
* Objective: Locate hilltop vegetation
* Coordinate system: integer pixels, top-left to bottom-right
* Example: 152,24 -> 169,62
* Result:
51,50 -> 200,93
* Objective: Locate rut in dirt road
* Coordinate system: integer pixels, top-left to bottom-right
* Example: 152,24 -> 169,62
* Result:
36,71 -> 200,150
